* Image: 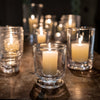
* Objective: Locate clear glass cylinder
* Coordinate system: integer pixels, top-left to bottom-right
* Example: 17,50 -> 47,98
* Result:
67,27 -> 95,70
30,26 -> 48,44
0,26 -> 24,75
33,43 -> 66,89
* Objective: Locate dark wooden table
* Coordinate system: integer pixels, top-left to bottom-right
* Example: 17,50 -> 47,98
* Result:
0,41 -> 100,100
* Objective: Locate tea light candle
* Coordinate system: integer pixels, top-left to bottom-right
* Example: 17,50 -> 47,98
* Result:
42,43 -> 58,75
28,15 -> 38,33
72,36 -> 89,62
37,27 -> 46,43
4,33 -> 19,52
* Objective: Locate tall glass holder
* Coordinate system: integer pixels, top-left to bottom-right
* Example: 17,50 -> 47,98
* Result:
67,27 -> 95,70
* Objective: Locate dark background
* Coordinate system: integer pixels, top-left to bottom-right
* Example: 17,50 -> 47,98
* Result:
0,0 -> 100,53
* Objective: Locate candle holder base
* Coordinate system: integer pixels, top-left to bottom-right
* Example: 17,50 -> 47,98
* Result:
68,60 -> 93,71
36,77 -> 64,89
0,65 -> 19,76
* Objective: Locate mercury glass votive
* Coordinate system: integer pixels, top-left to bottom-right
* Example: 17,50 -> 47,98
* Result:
67,27 -> 95,70
0,26 -> 24,75
33,43 -> 66,89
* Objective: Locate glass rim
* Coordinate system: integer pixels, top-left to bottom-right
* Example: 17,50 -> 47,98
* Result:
0,26 -> 24,33
66,26 -> 95,31
0,26 -> 23,30
33,43 -> 66,50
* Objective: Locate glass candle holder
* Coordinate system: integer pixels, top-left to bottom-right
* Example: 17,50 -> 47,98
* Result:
28,14 -> 38,34
33,43 -> 66,89
67,27 -> 95,70
0,26 -> 24,75
61,14 -> 81,28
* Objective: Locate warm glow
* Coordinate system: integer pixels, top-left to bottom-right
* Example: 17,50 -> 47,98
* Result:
10,33 -> 13,44
31,3 -> 35,7
39,27 -> 43,35
59,24 -> 63,28
78,35 -> 83,45
46,19 -> 51,24
48,43 -> 51,51
23,18 -> 26,23
31,15 -> 35,20
68,18 -> 72,26
56,32 -> 61,37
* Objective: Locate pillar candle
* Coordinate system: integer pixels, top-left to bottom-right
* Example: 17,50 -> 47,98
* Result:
71,37 -> 89,62
37,27 -> 46,43
42,43 -> 58,75
72,43 -> 89,62
28,15 -> 38,33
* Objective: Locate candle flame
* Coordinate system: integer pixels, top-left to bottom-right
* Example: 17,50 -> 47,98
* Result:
69,18 -> 72,26
10,33 -> 13,44
31,15 -> 35,20
78,35 -> 83,44
46,19 -> 51,24
48,43 -> 51,51
39,26 -> 43,35
56,32 -> 61,37
59,24 -> 63,28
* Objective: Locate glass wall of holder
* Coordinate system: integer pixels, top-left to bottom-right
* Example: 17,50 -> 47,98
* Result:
45,15 -> 56,41
61,14 -> 81,28
33,43 -> 66,89
67,27 -> 95,70
33,26 -> 47,44
0,26 -> 24,75
28,3 -> 44,34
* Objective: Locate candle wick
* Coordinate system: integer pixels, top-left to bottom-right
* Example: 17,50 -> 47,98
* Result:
10,33 -> 13,44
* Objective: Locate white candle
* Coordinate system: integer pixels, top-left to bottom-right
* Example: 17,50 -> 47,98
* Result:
71,36 -> 89,62
42,43 -> 58,75
37,27 -> 46,43
28,15 -> 38,33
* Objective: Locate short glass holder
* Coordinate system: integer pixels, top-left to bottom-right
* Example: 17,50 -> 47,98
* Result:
0,26 -> 24,75
33,43 -> 66,89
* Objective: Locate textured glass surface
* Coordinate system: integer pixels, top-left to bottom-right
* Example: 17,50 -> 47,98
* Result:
0,26 -> 24,75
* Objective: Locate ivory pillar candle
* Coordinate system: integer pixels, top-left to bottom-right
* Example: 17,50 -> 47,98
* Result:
42,43 -> 58,75
28,15 -> 38,33
72,43 -> 89,62
71,36 -> 89,63
37,27 -> 46,43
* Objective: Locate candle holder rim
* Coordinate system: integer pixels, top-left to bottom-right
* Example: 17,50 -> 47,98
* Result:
66,27 -> 95,31
0,26 -> 24,32
33,43 -> 66,50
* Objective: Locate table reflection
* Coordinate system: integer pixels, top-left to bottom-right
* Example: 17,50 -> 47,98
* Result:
30,83 -> 70,100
